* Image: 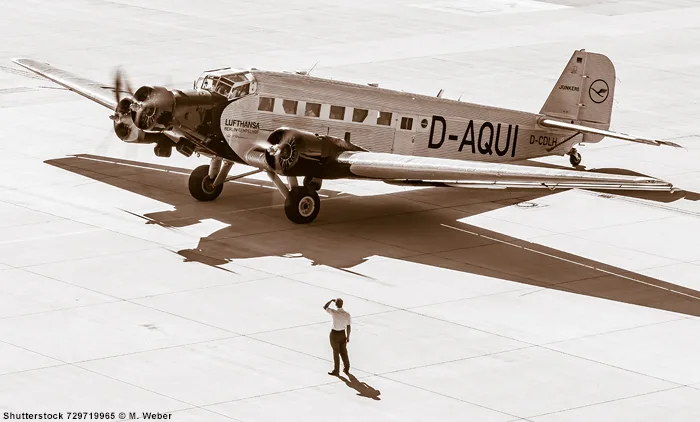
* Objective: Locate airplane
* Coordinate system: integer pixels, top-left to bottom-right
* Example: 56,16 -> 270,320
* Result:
11,49 -> 683,224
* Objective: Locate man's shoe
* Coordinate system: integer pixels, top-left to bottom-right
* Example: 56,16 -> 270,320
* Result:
328,371 -> 339,376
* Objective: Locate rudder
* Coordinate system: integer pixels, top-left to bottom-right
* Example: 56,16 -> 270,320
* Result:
540,50 -> 616,139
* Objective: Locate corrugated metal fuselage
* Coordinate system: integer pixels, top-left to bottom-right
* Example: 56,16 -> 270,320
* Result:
218,70 -> 578,163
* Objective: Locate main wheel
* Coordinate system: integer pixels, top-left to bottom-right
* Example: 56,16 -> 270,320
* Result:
569,151 -> 582,167
284,186 -> 321,224
188,164 -> 223,201
303,176 -> 323,191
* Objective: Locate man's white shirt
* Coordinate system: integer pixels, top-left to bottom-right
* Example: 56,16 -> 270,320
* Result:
326,307 -> 351,331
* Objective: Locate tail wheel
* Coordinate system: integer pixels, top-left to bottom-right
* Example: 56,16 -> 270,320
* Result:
188,164 -> 223,201
285,186 -> 320,224
569,151 -> 582,167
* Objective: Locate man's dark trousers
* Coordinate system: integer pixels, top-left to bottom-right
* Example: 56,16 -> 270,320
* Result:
329,329 -> 349,373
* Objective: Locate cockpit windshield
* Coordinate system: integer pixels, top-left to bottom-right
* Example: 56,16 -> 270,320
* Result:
196,70 -> 254,100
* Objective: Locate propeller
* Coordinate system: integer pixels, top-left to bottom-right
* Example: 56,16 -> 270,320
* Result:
113,67 -> 133,103
109,67 -> 139,142
267,138 -> 299,171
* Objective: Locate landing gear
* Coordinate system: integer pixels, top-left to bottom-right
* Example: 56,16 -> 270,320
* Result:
285,186 -> 321,224
267,172 -> 322,223
188,164 -> 223,201
568,148 -> 582,167
188,157 -> 235,201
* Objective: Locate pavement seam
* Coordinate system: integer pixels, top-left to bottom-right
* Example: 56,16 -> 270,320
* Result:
524,385 -> 688,420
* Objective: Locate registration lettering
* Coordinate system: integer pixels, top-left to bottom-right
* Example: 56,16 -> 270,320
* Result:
530,134 -> 558,147
428,115 -> 518,157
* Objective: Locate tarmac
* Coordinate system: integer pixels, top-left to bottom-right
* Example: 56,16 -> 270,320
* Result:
1,0 -> 700,420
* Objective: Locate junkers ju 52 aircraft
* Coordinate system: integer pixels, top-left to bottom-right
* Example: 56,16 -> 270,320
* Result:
13,49 -> 681,223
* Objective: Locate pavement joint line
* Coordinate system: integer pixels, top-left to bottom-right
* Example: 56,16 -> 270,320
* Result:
0,270 -> 281,323
524,385 -> 688,420
516,232 -> 690,271
73,364 -> 212,415
538,316 -> 692,348
0,297 -> 121,322
0,195 -> 187,250
0,227 -> 105,245
13,243 -> 166,270
550,213 -> 680,238
5,243 -> 164,270
576,188 -> 700,218
373,373 -> 524,420
535,345 -> 686,387
68,334 -> 242,366
395,307 -> 693,385
558,229 -> 700,266
441,223 -> 700,302
171,406 -> 244,422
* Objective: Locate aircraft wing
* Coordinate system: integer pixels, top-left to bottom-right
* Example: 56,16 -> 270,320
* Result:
334,151 -> 674,191
12,58 -> 117,110
539,118 -> 683,148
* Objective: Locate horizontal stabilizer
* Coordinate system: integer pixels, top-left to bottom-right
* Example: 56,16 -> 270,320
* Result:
539,118 -> 683,148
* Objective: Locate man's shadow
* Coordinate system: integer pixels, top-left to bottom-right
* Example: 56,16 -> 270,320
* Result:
335,373 -> 381,401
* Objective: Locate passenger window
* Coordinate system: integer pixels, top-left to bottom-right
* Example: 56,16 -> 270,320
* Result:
352,108 -> 368,123
329,105 -> 346,120
377,111 -> 393,126
283,99 -> 298,114
258,97 -> 275,112
400,117 -> 413,130
305,102 -> 321,117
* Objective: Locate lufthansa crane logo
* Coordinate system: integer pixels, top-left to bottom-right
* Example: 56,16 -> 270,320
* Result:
589,79 -> 609,103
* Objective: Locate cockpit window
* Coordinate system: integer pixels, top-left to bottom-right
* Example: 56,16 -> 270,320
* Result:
229,83 -> 250,99
201,76 -> 215,91
198,72 -> 253,100
215,79 -> 233,96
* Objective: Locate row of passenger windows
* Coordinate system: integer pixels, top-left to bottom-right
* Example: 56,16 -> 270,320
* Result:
257,96 -> 412,129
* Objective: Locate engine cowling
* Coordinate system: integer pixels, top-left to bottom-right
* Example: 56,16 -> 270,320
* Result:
111,97 -> 171,146
261,127 -> 364,176
130,85 -> 175,131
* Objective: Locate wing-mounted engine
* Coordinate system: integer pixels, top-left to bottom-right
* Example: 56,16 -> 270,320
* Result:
109,73 -> 173,151
130,86 -> 175,131
254,127 -> 365,176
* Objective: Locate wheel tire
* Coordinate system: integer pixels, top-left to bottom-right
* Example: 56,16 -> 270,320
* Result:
188,164 -> 223,201
303,176 -> 323,191
284,186 -> 321,224
569,152 -> 582,167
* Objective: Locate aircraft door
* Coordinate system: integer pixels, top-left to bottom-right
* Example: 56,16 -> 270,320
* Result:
392,114 -> 417,155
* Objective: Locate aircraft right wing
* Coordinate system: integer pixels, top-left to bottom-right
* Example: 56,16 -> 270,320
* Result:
334,151 -> 674,191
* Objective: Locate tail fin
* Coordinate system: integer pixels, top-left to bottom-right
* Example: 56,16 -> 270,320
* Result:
540,50 -> 616,137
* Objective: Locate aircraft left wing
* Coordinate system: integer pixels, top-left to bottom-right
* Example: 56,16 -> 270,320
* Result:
12,58 -> 117,110
335,151 -> 674,191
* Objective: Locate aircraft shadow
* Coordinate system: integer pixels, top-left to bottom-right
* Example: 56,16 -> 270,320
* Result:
44,154 -> 700,317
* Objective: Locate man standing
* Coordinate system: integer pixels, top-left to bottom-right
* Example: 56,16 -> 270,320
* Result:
323,297 -> 351,376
